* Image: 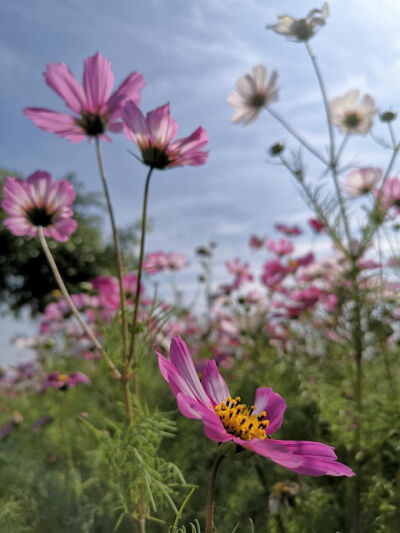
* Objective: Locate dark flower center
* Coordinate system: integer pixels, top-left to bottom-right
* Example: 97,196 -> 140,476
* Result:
78,112 -> 106,136
141,147 -> 171,169
292,20 -> 314,41
26,207 -> 54,227
344,112 -> 361,128
251,93 -> 267,108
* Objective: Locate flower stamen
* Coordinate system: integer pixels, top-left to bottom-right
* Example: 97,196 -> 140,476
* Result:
215,396 -> 269,441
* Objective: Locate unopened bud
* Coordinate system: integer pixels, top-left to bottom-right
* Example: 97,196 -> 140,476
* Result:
269,142 -> 285,156
380,110 -> 397,123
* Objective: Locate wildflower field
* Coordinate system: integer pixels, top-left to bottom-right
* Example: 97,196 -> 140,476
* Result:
1,2 -> 400,532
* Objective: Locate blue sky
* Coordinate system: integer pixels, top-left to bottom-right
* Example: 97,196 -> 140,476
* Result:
2,0 -> 400,363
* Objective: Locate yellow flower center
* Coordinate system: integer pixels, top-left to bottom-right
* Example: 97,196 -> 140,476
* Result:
56,373 -> 68,382
214,396 -> 269,441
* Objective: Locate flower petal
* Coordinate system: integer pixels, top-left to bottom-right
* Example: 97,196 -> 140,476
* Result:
253,387 -> 286,435
201,360 -> 230,405
24,108 -> 86,142
44,62 -> 86,113
107,72 -> 145,118
83,52 -> 114,113
169,336 -> 211,406
243,438 -> 302,469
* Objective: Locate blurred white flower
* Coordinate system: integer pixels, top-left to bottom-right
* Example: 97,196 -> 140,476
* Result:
344,167 -> 382,197
268,3 -> 329,41
329,89 -> 377,134
227,65 -> 278,125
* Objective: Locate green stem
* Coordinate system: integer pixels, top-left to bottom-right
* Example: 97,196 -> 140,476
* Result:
38,227 -> 121,380
95,138 -> 128,361
305,41 -> 353,257
205,454 -> 224,533
128,167 -> 154,390
267,107 -> 329,166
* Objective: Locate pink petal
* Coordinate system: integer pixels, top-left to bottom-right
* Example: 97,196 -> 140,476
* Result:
46,218 -> 77,242
3,216 -> 34,237
107,72 -> 145,118
158,352 -> 209,405
24,108 -> 86,143
169,336 -> 211,406
122,101 -> 150,147
83,52 -> 114,113
146,103 -> 178,146
177,393 -> 231,442
2,177 -> 32,214
26,170 -> 53,207
243,438 -> 302,469
44,62 -> 86,113
201,360 -> 230,405
46,179 -> 76,210
253,387 -> 286,435
272,439 -> 337,459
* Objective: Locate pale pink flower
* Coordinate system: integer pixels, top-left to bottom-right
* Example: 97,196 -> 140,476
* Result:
344,168 -> 382,197
166,253 -> 188,271
379,177 -> 400,213
24,52 -> 145,142
227,65 -> 278,125
2,171 -> 77,242
329,90 -> 377,135
122,102 -> 208,169
268,3 -> 329,42
226,258 -> 253,288
267,238 -> 294,256
143,252 -> 169,274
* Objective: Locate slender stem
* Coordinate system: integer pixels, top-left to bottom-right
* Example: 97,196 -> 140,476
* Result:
95,138 -> 128,361
128,167 -> 154,375
279,155 -> 347,256
267,107 -> 329,166
38,227 -> 121,380
335,134 -> 348,165
305,41 -> 353,256
205,454 -> 224,533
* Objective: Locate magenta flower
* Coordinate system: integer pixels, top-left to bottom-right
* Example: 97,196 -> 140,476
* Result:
41,371 -> 90,392
267,238 -> 294,256
2,171 -> 77,242
158,337 -> 354,477
249,234 -> 265,250
24,52 -> 145,142
262,259 -> 289,287
122,102 -> 208,169
309,218 -> 324,233
275,224 -> 302,236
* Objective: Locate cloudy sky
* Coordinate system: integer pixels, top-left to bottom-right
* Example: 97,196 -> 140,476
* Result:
2,0 -> 400,363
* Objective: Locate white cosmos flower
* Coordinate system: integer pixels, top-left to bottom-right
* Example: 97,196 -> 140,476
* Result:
268,3 -> 329,41
329,89 -> 377,134
227,65 -> 279,125
344,167 -> 382,198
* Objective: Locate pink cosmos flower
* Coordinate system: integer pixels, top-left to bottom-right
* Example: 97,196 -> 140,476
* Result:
267,238 -> 294,256
2,171 -> 77,242
158,337 -> 354,477
262,260 -> 289,287
308,218 -> 324,233
122,102 -> 208,169
226,259 -> 254,288
275,224 -> 302,236
41,371 -> 90,392
344,168 -> 382,198
24,52 -> 145,142
166,252 -> 188,271
249,234 -> 265,250
378,177 -> 400,213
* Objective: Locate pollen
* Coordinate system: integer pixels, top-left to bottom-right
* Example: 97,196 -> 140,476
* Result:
56,373 -> 68,382
214,396 -> 269,441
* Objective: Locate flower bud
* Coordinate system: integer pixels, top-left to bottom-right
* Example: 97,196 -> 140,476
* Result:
269,142 -> 285,156
380,110 -> 397,123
